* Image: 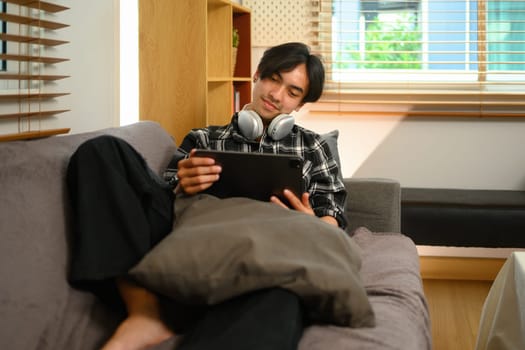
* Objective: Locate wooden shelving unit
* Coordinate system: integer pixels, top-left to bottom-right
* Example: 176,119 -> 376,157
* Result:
139,0 -> 251,144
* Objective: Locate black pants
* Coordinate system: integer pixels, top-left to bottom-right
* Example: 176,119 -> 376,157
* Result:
66,135 -> 304,350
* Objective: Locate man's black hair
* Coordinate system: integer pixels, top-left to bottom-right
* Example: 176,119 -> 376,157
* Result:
256,42 -> 325,103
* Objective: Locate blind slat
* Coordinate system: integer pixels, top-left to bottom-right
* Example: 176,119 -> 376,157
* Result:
0,128 -> 70,142
0,109 -> 69,120
0,53 -> 69,64
0,13 -> 68,29
3,0 -> 69,13
0,92 -> 69,100
0,74 -> 69,81
0,33 -> 68,46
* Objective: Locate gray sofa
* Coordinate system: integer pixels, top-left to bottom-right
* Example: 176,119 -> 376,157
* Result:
0,121 -> 430,349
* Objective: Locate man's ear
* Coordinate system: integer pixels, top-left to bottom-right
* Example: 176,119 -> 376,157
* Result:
253,71 -> 260,82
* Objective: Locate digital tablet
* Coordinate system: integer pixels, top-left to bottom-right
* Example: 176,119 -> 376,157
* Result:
193,149 -> 304,203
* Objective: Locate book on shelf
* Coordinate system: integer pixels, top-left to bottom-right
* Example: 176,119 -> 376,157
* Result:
233,88 -> 241,113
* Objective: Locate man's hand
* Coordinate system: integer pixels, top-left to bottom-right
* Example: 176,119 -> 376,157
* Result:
270,190 -> 339,227
175,149 -> 222,195
271,189 -> 314,215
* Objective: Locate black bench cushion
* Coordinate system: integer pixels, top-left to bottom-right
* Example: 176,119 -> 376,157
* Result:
401,188 -> 525,248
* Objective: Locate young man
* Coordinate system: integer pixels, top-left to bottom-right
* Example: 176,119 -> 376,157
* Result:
67,42 -> 346,350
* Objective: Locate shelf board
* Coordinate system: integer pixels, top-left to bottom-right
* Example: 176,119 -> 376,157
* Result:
0,92 -> 69,100
0,109 -> 69,120
233,77 -> 251,82
232,2 -> 251,13
208,76 -> 251,83
208,77 -> 233,83
3,0 -> 69,13
0,13 -> 69,30
0,33 -> 69,46
0,127 -> 70,142
0,54 -> 69,64
211,0 -> 231,7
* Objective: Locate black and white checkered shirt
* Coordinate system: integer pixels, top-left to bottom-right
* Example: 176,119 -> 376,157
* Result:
164,114 -> 347,228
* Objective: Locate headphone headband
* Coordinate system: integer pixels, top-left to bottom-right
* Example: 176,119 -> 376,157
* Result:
237,110 -> 295,141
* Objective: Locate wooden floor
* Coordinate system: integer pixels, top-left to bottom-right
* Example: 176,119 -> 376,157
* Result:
422,279 -> 493,350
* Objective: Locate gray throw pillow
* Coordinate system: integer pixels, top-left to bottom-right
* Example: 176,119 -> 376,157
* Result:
321,129 -> 341,171
130,195 -> 375,328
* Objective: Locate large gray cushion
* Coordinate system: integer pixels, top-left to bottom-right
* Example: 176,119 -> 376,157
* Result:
130,195 -> 375,328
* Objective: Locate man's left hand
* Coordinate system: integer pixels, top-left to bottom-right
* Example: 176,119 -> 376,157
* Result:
270,190 -> 338,227
270,189 -> 314,215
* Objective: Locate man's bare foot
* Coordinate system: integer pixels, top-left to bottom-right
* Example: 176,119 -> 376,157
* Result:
101,313 -> 174,350
101,278 -> 175,350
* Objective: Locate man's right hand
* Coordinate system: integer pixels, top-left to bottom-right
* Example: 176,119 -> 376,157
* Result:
175,149 -> 222,195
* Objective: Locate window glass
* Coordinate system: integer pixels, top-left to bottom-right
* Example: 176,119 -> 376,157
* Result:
330,0 -> 525,83
488,0 -> 525,71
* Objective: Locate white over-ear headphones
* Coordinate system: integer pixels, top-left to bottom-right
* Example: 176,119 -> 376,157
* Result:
237,109 -> 295,141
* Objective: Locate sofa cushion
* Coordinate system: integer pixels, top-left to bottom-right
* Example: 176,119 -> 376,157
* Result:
344,178 -> 401,234
130,194 -> 375,328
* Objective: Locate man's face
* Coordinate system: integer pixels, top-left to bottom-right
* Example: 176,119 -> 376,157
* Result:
251,63 -> 309,124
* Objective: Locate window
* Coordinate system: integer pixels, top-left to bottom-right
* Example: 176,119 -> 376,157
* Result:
314,0 -> 525,117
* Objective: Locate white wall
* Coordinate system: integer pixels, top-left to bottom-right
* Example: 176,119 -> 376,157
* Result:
119,0 -> 139,126
62,0 -> 120,134
294,110 -> 525,191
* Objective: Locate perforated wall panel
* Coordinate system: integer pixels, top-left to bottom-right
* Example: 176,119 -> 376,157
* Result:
243,0 -> 313,46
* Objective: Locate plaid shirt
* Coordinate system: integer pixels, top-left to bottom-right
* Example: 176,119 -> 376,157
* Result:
165,114 -> 347,228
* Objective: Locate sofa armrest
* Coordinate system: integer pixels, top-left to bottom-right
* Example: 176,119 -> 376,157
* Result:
343,178 -> 401,234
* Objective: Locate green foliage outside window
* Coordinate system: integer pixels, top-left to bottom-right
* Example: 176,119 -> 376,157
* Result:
336,13 -> 422,70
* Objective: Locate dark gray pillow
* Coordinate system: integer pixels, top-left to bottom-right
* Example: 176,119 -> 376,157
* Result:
321,129 -> 341,171
130,195 -> 375,328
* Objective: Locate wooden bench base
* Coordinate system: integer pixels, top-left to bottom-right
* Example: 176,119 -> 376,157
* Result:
420,255 -> 505,350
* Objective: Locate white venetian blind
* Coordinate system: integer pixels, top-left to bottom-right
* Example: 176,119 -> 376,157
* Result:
0,0 -> 70,141
311,0 -> 525,117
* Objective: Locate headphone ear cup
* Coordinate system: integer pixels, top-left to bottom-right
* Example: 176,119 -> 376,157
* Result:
268,114 -> 295,140
238,110 -> 263,140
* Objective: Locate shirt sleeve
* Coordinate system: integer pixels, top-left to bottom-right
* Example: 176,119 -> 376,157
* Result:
162,130 -> 204,184
305,136 -> 348,229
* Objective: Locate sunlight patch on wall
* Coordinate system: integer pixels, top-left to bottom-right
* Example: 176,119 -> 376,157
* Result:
293,106 -> 405,178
